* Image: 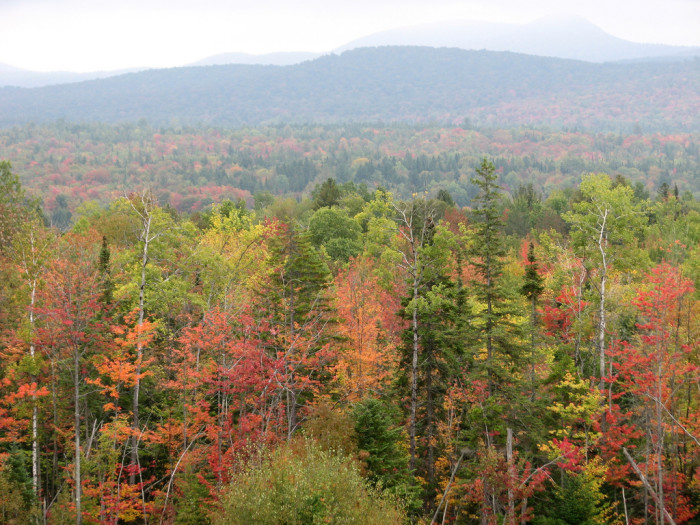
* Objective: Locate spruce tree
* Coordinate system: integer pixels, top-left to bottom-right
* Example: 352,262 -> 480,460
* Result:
260,225 -> 333,437
97,235 -> 114,305
465,159 -> 525,445
394,198 -> 465,507
521,241 -> 544,398
468,159 -> 512,394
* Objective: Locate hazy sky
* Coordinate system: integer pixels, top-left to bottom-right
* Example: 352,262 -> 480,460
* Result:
1,0 -> 699,72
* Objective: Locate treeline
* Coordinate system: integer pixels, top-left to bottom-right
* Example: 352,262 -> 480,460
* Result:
1,122 -> 698,228
1,157 -> 699,524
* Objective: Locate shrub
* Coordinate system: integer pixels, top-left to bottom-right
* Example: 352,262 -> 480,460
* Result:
215,438 -> 405,524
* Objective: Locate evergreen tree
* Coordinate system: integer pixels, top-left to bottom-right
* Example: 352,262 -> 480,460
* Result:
394,198 -> 465,507
260,224 -> 333,437
521,241 -> 544,397
97,235 -> 114,305
563,173 -> 645,388
312,178 -> 342,210
0,160 -> 34,251
467,158 -> 522,400
352,398 -> 420,512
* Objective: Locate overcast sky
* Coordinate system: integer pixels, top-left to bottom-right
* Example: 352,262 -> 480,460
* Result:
2,0 -> 699,72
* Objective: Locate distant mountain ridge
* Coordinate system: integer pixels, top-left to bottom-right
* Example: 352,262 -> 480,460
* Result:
0,46 -> 698,132
0,63 -> 146,89
336,16 -> 699,63
189,52 -> 321,67
1,16 -> 698,88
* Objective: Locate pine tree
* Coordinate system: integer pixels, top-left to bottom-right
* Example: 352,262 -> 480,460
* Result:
467,158 -> 521,400
394,198 -> 465,506
97,235 -> 114,305
521,241 -> 544,397
465,158 -> 530,523
260,224 -> 333,438
352,398 -> 420,512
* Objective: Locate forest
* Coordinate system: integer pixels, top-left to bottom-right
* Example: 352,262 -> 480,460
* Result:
1,47 -> 698,131
1,121 -> 698,229
1,129 -> 699,525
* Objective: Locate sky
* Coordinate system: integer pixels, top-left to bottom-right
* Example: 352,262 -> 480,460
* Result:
1,0 -> 699,72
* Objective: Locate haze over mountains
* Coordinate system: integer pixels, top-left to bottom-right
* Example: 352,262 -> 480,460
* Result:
1,46 -> 698,133
336,15 -> 699,63
188,52 -> 321,68
0,62 -> 146,89
0,16 -> 697,88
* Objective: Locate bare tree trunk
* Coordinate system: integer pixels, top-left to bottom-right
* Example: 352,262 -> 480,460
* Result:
520,498 -> 528,525
410,274 -> 419,470
598,255 -> 607,391
130,196 -> 154,485
74,348 -> 82,525
623,448 -> 676,525
426,369 -> 435,494
130,226 -> 148,483
430,449 -> 466,525
656,358 -> 665,525
394,202 -> 434,474
507,428 -> 515,525
29,278 -> 40,499
529,296 -> 536,399
286,381 -> 297,440
597,220 -> 608,437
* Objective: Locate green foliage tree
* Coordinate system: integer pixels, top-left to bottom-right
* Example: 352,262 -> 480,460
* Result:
215,439 -> 405,525
97,235 -> 114,305
260,226 -> 333,437
50,194 -> 72,231
0,160 -> 25,250
308,207 -> 362,262
312,178 -> 342,210
352,398 -> 421,513
0,448 -> 38,524
393,197 -> 465,506
467,158 -> 523,400
532,465 -> 611,525
521,241 -> 544,395
506,183 -> 543,237
563,173 -> 646,388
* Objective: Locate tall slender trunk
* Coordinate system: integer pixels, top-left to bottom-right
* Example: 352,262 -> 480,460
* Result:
598,267 -> 606,391
409,274 -> 419,471
507,428 -> 515,525
597,214 -> 608,391
74,348 -> 82,525
657,354 -> 665,525
29,279 -> 40,499
530,296 -> 537,397
287,283 -> 297,438
131,212 -> 151,484
597,221 -> 609,436
426,369 -> 435,494
623,448 -> 676,525
51,358 -> 59,513
485,257 -> 493,396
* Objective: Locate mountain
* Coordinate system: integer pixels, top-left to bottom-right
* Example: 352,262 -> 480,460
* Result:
336,16 -> 700,63
0,53 -> 319,88
2,16 -> 696,88
0,46 -> 698,132
189,51 -> 321,67
0,63 -> 146,88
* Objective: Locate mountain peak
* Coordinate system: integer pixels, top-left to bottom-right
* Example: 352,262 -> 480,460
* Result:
335,16 -> 698,63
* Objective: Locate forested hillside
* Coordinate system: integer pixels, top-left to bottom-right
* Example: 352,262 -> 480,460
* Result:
2,122 -> 699,230
1,34 -> 700,525
1,153 -> 699,523
1,47 -> 699,131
